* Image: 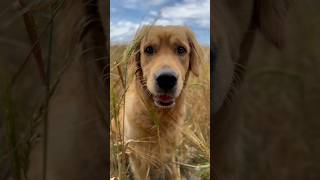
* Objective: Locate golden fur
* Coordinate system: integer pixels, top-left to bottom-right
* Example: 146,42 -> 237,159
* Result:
112,26 -> 203,180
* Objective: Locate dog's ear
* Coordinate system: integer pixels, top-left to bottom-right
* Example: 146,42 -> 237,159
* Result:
186,29 -> 204,77
257,0 -> 292,49
126,40 -> 140,66
125,26 -> 151,76
127,25 -> 151,64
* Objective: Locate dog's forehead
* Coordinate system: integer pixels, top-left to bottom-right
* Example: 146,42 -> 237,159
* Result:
142,26 -> 189,43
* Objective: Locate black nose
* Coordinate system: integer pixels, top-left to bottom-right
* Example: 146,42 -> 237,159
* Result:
156,69 -> 177,91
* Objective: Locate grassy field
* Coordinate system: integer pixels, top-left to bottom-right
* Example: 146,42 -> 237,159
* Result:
110,44 -> 211,179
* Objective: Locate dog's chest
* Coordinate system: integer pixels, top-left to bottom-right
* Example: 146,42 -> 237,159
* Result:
125,108 -> 183,138
125,89 -> 184,132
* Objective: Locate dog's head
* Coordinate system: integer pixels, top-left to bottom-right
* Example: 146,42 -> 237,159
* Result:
129,25 -> 203,108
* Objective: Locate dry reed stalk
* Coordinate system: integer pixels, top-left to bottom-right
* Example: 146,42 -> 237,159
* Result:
16,0 -> 46,84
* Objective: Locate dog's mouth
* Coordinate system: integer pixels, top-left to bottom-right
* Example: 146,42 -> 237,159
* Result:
153,94 -> 175,108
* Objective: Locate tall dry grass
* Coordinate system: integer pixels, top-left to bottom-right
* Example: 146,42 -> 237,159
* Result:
110,44 -> 210,179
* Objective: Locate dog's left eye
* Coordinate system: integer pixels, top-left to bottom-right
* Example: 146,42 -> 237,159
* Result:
176,46 -> 186,55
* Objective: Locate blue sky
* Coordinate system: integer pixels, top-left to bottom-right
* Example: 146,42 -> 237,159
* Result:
110,0 -> 210,45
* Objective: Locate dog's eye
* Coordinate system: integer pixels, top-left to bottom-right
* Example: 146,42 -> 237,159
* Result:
176,46 -> 186,56
144,46 -> 155,55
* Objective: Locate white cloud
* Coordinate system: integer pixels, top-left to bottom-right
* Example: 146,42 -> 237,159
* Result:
155,19 -> 185,26
149,10 -> 159,16
141,18 -> 185,26
141,0 -> 210,29
110,0 -> 210,43
119,0 -> 169,9
110,21 -> 140,42
150,0 -> 168,5
159,0 -> 210,28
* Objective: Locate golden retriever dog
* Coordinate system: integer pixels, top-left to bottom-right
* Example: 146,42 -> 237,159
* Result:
112,25 -> 203,179
212,0 -> 291,179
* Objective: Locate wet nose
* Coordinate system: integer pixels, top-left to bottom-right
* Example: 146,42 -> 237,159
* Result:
156,69 -> 177,91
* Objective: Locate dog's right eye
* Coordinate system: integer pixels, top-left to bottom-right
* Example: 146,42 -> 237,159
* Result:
176,46 -> 187,56
144,46 -> 155,55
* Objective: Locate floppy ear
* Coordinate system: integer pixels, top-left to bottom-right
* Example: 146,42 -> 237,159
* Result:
126,26 -> 152,77
257,0 -> 292,49
127,25 -> 151,64
187,29 -> 204,77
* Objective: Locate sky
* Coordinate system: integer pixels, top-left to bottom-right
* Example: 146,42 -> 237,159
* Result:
110,0 -> 210,45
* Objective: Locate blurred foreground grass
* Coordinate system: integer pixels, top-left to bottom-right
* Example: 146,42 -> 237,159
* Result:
227,1 -> 320,179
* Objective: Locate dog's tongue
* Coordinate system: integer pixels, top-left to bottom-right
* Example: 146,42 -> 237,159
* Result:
158,95 -> 173,102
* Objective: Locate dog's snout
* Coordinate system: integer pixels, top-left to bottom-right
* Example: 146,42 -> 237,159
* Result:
156,69 -> 177,91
